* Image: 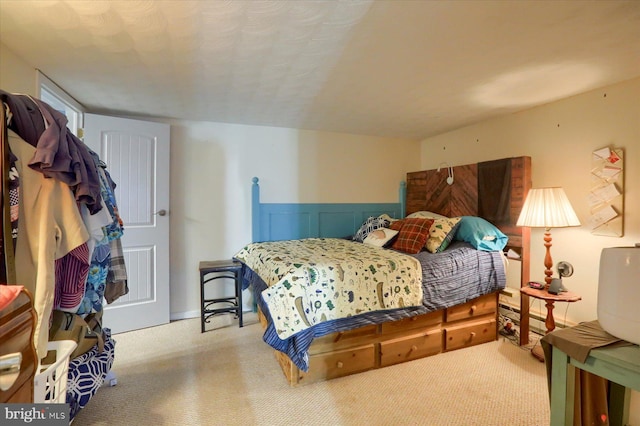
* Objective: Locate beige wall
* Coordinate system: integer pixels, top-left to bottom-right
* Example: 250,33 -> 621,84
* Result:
0,43 -> 36,95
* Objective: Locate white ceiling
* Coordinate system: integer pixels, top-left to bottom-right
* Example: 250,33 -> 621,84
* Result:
1,0 -> 639,140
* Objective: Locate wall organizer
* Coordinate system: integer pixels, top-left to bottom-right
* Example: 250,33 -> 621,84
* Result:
589,146 -> 624,237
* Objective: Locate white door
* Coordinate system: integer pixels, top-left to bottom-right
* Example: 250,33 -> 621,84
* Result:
83,114 -> 170,334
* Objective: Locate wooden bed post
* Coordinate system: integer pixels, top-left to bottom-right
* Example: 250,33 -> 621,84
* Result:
518,157 -> 532,346
514,156 -> 532,346
399,181 -> 406,218
520,227 -> 531,346
252,177 -> 260,243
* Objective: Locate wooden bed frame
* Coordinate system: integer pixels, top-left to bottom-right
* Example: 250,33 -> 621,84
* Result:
251,156 -> 531,386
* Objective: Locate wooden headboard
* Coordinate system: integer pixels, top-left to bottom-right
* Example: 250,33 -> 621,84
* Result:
406,157 -> 531,252
406,156 -> 532,345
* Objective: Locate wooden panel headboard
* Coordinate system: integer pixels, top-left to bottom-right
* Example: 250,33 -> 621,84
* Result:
406,156 -> 531,251
406,156 -> 532,346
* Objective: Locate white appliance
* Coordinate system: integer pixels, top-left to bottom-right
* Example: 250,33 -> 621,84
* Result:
597,245 -> 640,345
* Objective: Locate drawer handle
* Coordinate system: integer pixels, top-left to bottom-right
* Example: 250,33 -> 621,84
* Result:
470,305 -> 477,314
410,345 -> 418,352
470,332 -> 476,339
336,361 -> 344,369
0,352 -> 22,391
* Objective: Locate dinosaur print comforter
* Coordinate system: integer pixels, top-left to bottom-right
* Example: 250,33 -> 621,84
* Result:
234,238 -> 423,339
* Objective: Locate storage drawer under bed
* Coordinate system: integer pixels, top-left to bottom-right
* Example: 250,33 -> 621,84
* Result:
380,309 -> 443,334
445,293 -> 497,323
444,318 -> 497,351
301,344 -> 376,384
380,328 -> 442,367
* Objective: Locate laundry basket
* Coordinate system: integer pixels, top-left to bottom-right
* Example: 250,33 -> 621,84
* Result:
34,340 -> 77,403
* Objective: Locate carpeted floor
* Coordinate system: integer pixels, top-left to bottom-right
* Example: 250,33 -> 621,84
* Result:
72,314 -> 550,425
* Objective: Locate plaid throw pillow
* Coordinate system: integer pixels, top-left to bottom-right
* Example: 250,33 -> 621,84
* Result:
390,218 -> 434,254
389,219 -> 405,231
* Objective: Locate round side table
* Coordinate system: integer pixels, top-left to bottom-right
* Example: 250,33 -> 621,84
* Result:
520,286 -> 582,362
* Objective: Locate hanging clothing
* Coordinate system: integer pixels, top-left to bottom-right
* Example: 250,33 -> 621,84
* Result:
0,90 -> 46,146
29,98 -> 104,214
0,151 -> 19,283
1,91 -> 105,215
54,243 -> 90,312
76,243 -> 111,315
104,237 -> 128,304
3,92 -> 123,419
9,129 -> 90,358
82,150 -> 128,308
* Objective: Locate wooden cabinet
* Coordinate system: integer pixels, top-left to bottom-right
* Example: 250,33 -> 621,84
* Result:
0,288 -> 37,403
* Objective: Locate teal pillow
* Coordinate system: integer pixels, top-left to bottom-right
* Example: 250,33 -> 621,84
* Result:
455,216 -> 508,251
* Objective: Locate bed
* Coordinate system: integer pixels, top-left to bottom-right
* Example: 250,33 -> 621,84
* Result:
235,156 -> 531,386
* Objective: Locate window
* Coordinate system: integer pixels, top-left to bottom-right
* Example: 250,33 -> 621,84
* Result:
36,70 -> 84,137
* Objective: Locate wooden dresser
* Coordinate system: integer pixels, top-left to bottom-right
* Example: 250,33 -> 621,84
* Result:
0,287 -> 37,403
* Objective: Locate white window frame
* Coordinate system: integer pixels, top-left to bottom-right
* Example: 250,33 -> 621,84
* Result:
36,70 -> 85,137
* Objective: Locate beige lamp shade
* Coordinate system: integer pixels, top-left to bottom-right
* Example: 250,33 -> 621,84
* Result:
516,187 -> 580,229
517,187 -> 580,288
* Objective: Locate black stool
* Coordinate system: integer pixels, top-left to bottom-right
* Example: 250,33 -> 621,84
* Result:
199,260 -> 243,333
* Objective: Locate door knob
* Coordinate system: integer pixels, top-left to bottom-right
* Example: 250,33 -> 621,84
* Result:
154,209 -> 167,216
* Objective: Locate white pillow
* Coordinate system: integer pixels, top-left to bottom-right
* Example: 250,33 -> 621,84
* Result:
363,228 -> 399,247
406,211 -> 448,220
378,213 -> 400,223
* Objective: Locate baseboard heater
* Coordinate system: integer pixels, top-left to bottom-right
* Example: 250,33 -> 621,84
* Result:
498,302 -> 563,336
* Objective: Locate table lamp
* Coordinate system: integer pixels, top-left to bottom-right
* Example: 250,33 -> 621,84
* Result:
516,187 -> 581,288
